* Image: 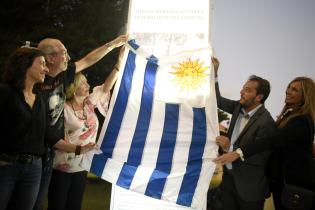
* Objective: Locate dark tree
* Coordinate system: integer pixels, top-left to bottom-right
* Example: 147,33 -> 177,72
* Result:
0,0 -> 129,86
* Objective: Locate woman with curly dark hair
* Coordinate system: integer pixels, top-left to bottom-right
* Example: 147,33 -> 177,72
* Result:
0,47 -> 49,210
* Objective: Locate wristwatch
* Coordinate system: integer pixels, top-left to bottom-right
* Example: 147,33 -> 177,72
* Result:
235,148 -> 244,161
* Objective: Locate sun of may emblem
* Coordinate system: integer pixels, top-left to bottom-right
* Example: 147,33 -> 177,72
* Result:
170,59 -> 209,91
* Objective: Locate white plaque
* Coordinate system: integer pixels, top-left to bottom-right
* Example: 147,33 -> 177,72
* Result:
128,0 -> 210,34
127,0 -> 212,57
110,186 -> 206,210
110,1 -> 212,210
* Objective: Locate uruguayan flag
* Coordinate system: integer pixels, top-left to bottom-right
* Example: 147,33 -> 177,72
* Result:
82,40 -> 219,209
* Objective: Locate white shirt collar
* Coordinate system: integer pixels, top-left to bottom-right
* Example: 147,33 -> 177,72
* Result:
241,104 -> 262,118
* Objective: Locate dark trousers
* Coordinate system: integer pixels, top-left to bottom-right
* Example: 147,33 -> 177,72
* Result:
0,158 -> 42,210
221,172 -> 265,210
47,169 -> 87,210
271,183 -> 286,210
33,159 -> 53,210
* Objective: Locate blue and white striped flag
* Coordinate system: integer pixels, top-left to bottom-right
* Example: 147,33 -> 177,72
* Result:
82,40 -> 219,209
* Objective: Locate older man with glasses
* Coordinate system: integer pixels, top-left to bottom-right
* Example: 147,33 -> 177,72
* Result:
33,35 -> 127,210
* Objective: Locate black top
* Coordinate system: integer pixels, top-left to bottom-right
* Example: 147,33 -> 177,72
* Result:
38,62 -> 76,147
0,84 -> 46,155
270,114 -> 315,190
241,113 -> 315,191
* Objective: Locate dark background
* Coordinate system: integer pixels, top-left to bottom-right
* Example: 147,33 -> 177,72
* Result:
0,0 -> 129,87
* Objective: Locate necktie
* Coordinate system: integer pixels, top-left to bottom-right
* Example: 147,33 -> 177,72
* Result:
239,112 -> 250,133
226,111 -> 250,170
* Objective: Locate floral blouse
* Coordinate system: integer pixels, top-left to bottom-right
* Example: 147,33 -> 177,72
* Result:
53,86 -> 110,173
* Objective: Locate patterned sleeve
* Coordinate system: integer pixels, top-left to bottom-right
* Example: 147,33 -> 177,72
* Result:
88,85 -> 111,117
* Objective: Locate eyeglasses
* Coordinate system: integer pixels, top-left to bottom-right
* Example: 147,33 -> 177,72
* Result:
50,50 -> 69,57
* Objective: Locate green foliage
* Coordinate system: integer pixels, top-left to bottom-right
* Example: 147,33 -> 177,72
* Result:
218,109 -> 229,122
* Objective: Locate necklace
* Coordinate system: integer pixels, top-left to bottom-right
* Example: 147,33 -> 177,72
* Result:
70,102 -> 87,121
280,108 -> 294,120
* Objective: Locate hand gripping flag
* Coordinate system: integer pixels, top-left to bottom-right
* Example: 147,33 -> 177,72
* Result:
82,40 -> 219,209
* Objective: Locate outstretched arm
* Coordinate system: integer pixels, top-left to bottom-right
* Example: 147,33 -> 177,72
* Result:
212,57 -> 238,113
75,35 -> 128,73
103,46 -> 125,92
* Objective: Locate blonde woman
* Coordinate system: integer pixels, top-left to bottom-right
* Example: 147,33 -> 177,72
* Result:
48,51 -> 123,210
222,77 -> 315,210
268,77 -> 315,210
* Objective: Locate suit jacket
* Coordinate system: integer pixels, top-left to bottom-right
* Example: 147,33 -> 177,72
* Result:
236,112 -> 315,191
215,82 -> 275,202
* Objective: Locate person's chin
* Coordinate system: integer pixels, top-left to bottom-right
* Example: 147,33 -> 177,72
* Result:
36,77 -> 45,83
63,63 -> 68,70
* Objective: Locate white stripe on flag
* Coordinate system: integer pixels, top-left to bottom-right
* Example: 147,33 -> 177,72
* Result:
161,104 -> 194,203
111,50 -> 147,162
82,40 -> 219,209
101,158 -> 124,184
129,100 -> 165,193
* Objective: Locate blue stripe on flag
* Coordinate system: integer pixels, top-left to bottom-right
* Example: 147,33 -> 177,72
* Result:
100,50 -> 136,155
127,59 -> 158,165
176,107 -> 207,206
89,153 -> 108,177
90,50 -> 136,175
116,163 -> 138,189
128,39 -> 140,50
116,57 -> 158,189
145,104 -> 179,199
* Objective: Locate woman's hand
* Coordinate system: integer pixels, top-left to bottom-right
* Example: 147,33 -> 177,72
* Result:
81,142 -> 96,154
108,35 -> 128,49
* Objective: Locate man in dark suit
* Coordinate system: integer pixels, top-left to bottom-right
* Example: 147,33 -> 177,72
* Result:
212,57 -> 275,210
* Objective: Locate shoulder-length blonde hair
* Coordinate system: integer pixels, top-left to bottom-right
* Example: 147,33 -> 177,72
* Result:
277,77 -> 315,128
66,72 -> 85,101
